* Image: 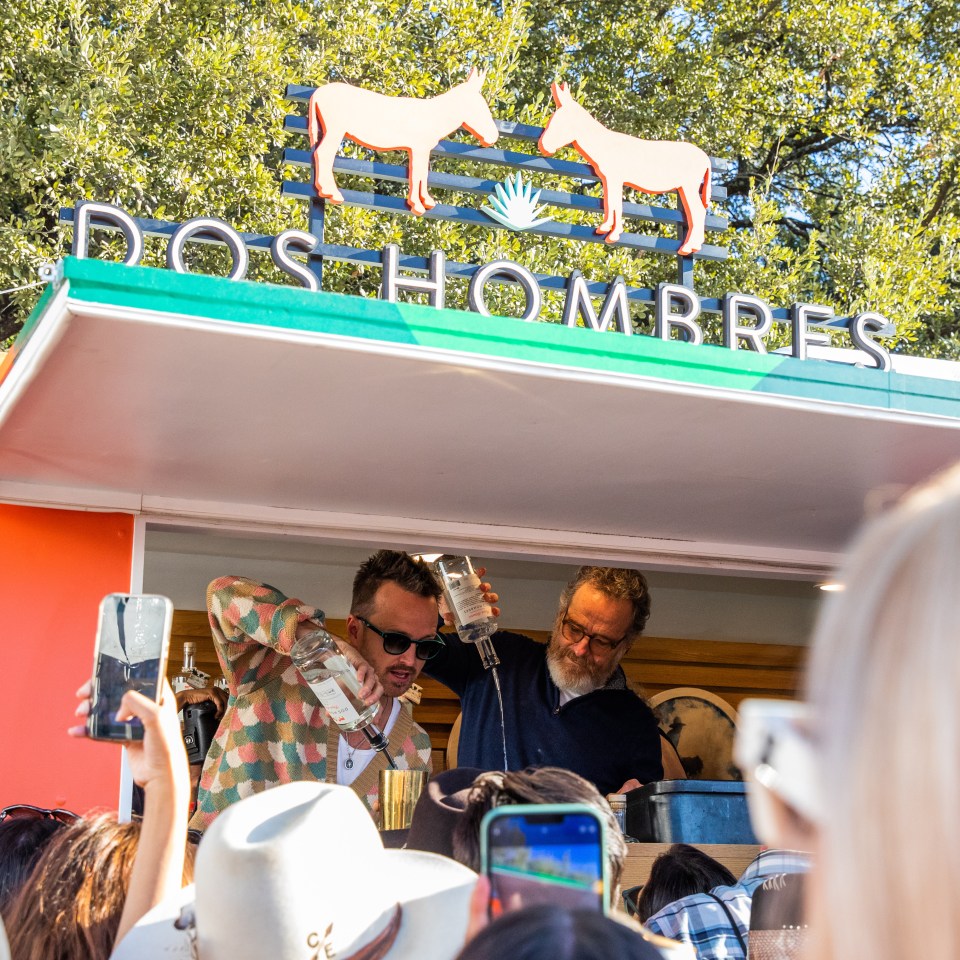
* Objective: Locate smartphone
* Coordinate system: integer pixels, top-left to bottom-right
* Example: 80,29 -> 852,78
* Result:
87,594 -> 173,741
479,803 -> 609,917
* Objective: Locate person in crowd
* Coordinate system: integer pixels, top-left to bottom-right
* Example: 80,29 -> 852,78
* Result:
454,904 -> 665,960
798,463 -> 960,960
449,766 -> 627,908
628,843 -> 736,923
4,816 -> 185,960
426,565 -> 663,795
0,811 -> 73,916
191,550 -> 444,829
112,780 -> 477,960
132,687 -> 227,819
640,848 -> 809,960
5,679 -> 191,960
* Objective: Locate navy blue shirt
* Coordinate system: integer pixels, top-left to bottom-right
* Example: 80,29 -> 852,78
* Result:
425,630 -> 663,795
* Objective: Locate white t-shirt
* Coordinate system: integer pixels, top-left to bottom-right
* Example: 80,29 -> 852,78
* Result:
337,699 -> 402,786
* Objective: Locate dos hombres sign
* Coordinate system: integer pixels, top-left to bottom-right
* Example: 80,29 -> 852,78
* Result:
61,69 -> 895,371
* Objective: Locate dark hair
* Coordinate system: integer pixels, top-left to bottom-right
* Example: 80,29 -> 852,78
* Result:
558,567 -> 651,641
452,767 -> 626,902
350,550 -> 441,617
5,814 -> 195,960
455,905 -> 663,960
0,818 -> 66,916
634,843 -> 736,922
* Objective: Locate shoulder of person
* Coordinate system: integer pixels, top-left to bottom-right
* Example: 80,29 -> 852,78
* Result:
492,629 -> 538,645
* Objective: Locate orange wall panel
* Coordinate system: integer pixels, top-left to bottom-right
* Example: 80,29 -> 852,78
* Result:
0,504 -> 134,813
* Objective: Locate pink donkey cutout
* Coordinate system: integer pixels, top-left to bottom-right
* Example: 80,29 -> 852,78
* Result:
307,68 -> 499,216
539,82 -> 712,255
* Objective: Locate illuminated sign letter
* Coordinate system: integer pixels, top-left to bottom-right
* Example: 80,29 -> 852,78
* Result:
271,230 -> 320,292
850,312 -> 893,372
562,271 -> 632,335
71,201 -> 144,266
790,303 -> 833,361
167,218 -> 249,280
655,283 -> 703,345
380,243 -> 446,308
722,293 -> 773,353
468,260 -> 542,322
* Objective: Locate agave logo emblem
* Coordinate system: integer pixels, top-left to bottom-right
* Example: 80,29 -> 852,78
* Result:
481,173 -> 553,231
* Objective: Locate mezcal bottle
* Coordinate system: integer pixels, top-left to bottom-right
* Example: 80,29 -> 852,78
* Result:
290,628 -> 396,765
434,555 -> 500,670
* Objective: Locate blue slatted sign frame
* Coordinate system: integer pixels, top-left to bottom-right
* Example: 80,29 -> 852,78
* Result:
282,84 -> 729,298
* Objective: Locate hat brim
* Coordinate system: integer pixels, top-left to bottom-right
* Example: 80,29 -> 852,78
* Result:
111,882 -> 195,959
405,766 -> 485,859
111,849 -> 476,960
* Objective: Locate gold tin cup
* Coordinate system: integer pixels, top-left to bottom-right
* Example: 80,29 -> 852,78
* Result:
379,769 -> 428,830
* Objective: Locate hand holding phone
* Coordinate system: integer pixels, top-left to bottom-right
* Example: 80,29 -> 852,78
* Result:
479,803 -> 609,918
86,594 -> 173,741
72,673 -> 190,779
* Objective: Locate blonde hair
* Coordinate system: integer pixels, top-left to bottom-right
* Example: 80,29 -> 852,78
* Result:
804,463 -> 960,960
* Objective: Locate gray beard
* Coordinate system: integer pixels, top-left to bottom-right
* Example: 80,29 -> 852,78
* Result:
545,641 -> 605,697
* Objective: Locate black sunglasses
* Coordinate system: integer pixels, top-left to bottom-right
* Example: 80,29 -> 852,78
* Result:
357,616 -> 445,661
0,803 -> 79,825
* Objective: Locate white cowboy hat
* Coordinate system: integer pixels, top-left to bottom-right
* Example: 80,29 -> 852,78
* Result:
111,781 -> 477,960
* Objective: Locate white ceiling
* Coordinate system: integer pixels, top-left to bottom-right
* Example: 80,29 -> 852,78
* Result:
3,294 -> 960,579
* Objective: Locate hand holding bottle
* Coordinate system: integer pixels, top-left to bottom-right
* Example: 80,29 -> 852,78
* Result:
290,626 -> 396,765
435,557 -> 503,672
295,619 -> 382,707
438,566 -> 501,629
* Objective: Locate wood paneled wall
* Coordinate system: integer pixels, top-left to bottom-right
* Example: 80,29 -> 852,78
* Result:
169,612 -> 805,764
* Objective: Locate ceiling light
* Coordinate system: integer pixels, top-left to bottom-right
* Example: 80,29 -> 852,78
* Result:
817,581 -> 845,592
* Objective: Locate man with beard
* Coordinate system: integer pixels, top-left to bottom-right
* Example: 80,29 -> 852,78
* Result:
425,566 -> 663,795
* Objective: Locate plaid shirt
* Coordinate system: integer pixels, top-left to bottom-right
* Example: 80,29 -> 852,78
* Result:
643,850 -> 810,960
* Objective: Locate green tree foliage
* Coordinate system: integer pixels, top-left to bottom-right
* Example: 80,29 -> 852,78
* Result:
2,0 -> 960,357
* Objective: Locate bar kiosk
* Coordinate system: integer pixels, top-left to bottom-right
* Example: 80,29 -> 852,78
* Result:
4,77 -> 960,851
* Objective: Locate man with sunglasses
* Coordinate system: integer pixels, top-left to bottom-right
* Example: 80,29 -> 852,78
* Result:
426,565 -> 663,796
191,551 -> 442,831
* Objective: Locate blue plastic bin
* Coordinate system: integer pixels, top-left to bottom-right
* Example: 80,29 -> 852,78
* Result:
625,779 -> 758,844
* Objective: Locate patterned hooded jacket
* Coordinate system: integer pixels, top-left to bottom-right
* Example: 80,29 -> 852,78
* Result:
191,576 -> 432,832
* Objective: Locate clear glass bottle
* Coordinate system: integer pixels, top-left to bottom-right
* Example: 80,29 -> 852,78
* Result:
434,555 -> 500,669
171,641 -> 208,693
606,793 -> 628,833
290,627 -> 392,756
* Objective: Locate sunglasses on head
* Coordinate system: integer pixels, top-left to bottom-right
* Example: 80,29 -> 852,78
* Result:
357,616 -> 445,661
0,803 -> 79,825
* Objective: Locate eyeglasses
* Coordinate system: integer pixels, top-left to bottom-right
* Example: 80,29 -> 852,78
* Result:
560,616 -> 627,652
358,617 -> 445,661
0,803 -> 79,824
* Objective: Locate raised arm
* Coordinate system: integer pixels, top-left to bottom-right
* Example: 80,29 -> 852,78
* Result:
207,575 -> 324,654
208,575 -> 381,704
70,678 -> 190,947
